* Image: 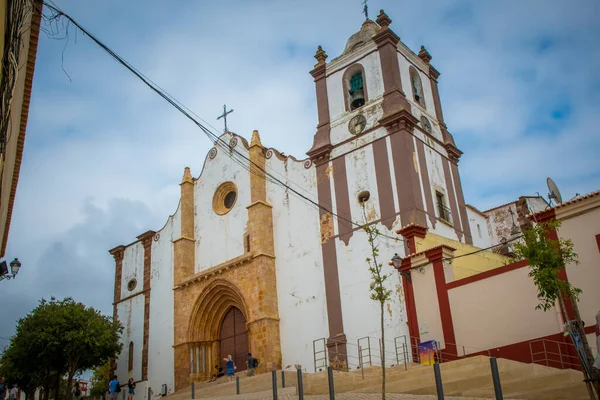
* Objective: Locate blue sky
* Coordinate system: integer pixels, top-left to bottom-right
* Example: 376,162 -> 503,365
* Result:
1,0 -> 599,348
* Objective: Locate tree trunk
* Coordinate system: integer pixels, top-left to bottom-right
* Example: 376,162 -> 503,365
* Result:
569,296 -> 600,397
44,368 -> 51,400
54,372 -> 60,400
380,301 -> 386,400
67,370 -> 75,400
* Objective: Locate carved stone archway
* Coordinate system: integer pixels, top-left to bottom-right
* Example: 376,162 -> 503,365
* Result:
187,279 -> 250,380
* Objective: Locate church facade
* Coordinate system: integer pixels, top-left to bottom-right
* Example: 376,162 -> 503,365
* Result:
109,10 -> 479,397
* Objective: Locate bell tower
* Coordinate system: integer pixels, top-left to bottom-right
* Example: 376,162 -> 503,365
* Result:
307,9 -> 472,245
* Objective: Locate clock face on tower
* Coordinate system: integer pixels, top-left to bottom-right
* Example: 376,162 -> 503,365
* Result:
348,114 -> 367,135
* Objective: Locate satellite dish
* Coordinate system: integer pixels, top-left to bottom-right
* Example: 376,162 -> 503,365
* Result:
547,177 -> 563,205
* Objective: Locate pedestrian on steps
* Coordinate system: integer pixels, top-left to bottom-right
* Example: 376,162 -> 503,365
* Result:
127,379 -> 136,400
222,355 -> 236,382
246,353 -> 258,377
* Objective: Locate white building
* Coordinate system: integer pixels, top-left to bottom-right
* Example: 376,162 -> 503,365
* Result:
109,11 -> 496,398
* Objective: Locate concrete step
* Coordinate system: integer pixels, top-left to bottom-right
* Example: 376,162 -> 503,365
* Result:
200,386 -> 297,400
352,359 -> 499,394
504,372 -> 589,400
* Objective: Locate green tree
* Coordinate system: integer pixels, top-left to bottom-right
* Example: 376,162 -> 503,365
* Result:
362,207 -> 392,400
0,298 -> 123,400
513,221 -> 600,397
89,362 -> 110,398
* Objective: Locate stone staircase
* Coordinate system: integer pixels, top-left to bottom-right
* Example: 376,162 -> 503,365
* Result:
167,356 -> 590,400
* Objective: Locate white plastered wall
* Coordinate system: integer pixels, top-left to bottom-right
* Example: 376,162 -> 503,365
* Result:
146,207 -> 179,398
116,295 -> 145,384
265,154 -> 328,372
448,267 -> 562,354
335,145 -> 408,367
195,136 -> 250,271
466,207 -> 492,249
411,262 -> 444,349
121,242 -> 144,300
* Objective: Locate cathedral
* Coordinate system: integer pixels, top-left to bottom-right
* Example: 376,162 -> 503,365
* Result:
109,10 -> 483,397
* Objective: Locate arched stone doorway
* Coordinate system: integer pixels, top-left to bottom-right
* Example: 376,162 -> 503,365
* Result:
219,307 -> 248,372
186,279 -> 250,380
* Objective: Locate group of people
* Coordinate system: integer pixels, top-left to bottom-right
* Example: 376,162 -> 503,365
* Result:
209,353 -> 259,383
0,378 -> 19,400
108,376 -> 136,400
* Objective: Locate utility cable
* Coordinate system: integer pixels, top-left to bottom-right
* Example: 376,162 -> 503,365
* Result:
40,1 -> 403,242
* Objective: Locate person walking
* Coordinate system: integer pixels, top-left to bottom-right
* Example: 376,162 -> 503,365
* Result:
222,355 -> 236,382
72,382 -> 82,400
108,376 -> 120,400
246,353 -> 258,377
0,377 -> 6,400
8,385 -> 17,400
127,379 -> 135,400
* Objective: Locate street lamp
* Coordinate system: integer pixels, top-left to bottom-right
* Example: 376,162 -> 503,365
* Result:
391,253 -> 401,269
391,253 -> 411,283
0,258 -> 21,281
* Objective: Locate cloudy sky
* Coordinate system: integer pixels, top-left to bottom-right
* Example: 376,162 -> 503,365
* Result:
1,0 -> 599,344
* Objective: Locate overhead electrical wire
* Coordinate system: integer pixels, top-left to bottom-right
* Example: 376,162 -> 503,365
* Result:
42,2 -> 529,260
40,1 -> 404,243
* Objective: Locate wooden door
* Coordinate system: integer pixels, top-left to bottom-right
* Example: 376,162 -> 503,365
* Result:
219,307 -> 248,372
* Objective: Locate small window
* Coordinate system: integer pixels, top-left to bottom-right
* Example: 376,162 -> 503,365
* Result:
127,279 -> 137,291
477,224 -> 482,238
436,191 -> 452,223
213,182 -> 238,215
420,116 -> 432,134
224,191 -> 237,209
128,342 -> 134,371
409,67 -> 425,107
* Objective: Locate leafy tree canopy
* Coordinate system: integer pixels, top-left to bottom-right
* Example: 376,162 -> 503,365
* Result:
512,221 -> 581,311
0,297 -> 123,399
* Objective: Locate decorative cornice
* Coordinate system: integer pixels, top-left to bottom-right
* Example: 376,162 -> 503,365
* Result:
246,200 -> 273,209
445,143 -> 463,164
174,252 -> 255,289
401,244 -> 456,263
307,142 -> 333,164
379,109 -> 419,132
310,63 -> 327,80
428,65 -> 440,81
418,46 -> 432,64
172,236 -> 195,244
137,230 -> 156,248
396,224 -> 428,239
109,245 -> 126,261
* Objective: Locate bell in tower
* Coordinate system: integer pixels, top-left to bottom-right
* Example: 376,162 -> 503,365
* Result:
348,71 -> 365,110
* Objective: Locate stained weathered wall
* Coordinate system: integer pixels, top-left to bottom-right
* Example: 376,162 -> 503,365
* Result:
115,292 -> 145,383
194,134 -> 250,271
147,207 -> 179,397
265,151 -> 328,372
